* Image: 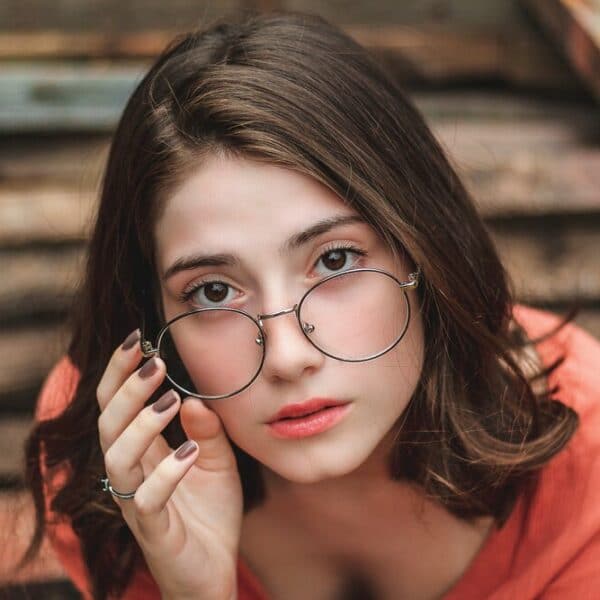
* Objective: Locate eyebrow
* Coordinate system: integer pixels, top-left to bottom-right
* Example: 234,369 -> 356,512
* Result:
162,213 -> 366,281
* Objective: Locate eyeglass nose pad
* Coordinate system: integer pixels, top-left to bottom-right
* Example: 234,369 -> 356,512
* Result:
302,322 -> 315,334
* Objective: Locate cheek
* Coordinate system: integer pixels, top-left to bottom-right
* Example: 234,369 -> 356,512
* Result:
164,310 -> 264,398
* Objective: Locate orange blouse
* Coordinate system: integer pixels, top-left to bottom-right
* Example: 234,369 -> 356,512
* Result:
35,305 -> 600,599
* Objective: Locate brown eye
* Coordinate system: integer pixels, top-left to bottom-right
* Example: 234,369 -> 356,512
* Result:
184,280 -> 237,308
322,250 -> 348,271
313,245 -> 367,277
203,282 -> 229,303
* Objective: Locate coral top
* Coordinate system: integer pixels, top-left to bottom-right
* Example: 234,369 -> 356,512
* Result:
35,305 -> 600,599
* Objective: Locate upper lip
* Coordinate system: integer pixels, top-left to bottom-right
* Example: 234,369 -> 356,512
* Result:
268,398 -> 349,423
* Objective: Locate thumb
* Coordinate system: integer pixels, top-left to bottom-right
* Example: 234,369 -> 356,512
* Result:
179,398 -> 238,472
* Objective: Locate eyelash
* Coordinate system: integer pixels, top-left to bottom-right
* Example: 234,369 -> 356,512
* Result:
177,242 -> 368,306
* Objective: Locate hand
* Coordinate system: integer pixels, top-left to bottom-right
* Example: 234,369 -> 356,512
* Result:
97,330 -> 244,600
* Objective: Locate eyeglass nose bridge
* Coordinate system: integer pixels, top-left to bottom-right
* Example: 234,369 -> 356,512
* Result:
255,304 -> 316,346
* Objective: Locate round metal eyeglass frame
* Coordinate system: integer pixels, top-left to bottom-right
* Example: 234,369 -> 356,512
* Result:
141,266 -> 421,400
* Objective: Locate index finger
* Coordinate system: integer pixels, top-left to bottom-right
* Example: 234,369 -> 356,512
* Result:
96,329 -> 143,411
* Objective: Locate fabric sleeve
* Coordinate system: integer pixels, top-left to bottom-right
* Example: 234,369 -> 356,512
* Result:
541,531 -> 600,599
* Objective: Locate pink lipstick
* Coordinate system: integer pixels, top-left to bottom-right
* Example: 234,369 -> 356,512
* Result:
267,398 -> 351,439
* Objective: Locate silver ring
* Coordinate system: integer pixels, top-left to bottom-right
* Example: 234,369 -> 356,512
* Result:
101,477 -> 136,500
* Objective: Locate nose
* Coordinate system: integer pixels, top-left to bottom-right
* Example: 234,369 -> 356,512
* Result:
258,306 -> 325,384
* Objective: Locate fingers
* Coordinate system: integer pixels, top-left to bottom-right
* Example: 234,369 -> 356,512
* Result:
133,440 -> 200,540
180,399 -> 238,472
96,329 -> 143,411
132,401 -> 236,540
103,390 -> 181,495
98,356 -> 166,454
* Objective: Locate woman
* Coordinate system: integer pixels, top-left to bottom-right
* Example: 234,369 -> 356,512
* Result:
20,10 -> 600,600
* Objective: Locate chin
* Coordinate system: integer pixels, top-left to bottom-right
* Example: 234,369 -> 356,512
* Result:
265,449 -> 370,485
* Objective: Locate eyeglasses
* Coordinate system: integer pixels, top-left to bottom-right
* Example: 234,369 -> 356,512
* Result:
141,267 -> 420,400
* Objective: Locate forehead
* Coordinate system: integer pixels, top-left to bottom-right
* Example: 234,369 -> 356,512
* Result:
154,155 -> 360,266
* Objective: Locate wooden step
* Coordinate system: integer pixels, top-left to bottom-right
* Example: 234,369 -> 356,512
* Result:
0,248 -> 83,320
0,94 -> 598,245
0,324 -> 69,401
0,22 -> 579,93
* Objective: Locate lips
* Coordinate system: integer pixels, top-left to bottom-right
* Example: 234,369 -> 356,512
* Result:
268,398 -> 350,423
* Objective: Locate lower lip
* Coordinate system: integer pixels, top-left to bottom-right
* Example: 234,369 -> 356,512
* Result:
267,404 -> 351,439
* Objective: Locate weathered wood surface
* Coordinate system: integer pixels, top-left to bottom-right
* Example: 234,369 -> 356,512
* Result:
2,145 -> 598,246
0,134 -> 107,182
491,224 -> 600,303
0,186 -> 95,246
0,25 -> 580,133
523,0 -> 600,99
0,92 -> 598,244
0,0 -> 242,32
0,63 -> 146,133
0,248 -> 83,320
0,324 -> 69,400
0,419 -> 30,477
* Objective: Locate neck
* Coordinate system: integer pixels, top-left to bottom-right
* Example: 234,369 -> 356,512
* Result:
247,430 -> 495,600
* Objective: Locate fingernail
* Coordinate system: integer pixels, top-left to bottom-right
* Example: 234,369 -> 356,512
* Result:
175,440 -> 198,460
153,390 -> 178,413
122,329 -> 140,350
139,357 -> 158,379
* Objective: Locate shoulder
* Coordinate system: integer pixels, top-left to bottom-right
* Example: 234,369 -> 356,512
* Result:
448,306 -> 600,598
35,355 -> 81,421
510,305 -> 600,589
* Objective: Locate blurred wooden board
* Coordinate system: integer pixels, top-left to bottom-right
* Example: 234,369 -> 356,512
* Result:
523,0 -> 600,99
0,419 -> 30,477
0,248 -> 83,321
0,0 -> 242,33
0,324 -> 69,400
1,135 -> 594,230
0,24 -> 580,133
490,223 -> 600,304
0,92 -> 598,244
0,63 -> 146,132
0,186 -> 95,246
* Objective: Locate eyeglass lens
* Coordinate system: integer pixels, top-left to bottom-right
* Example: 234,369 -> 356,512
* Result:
158,270 -> 410,399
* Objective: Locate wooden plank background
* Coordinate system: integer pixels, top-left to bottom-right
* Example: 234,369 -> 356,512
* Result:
1,0 -> 599,596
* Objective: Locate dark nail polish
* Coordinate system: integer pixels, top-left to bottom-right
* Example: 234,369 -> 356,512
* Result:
122,329 -> 140,350
175,440 -> 198,460
153,390 -> 178,413
139,357 -> 158,379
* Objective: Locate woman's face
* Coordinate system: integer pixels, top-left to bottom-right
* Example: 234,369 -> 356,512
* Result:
154,154 -> 424,484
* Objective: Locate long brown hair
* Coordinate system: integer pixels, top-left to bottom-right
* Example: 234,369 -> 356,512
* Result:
21,10 -> 578,599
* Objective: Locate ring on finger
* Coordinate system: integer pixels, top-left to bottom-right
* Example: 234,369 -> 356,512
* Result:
101,476 -> 137,500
